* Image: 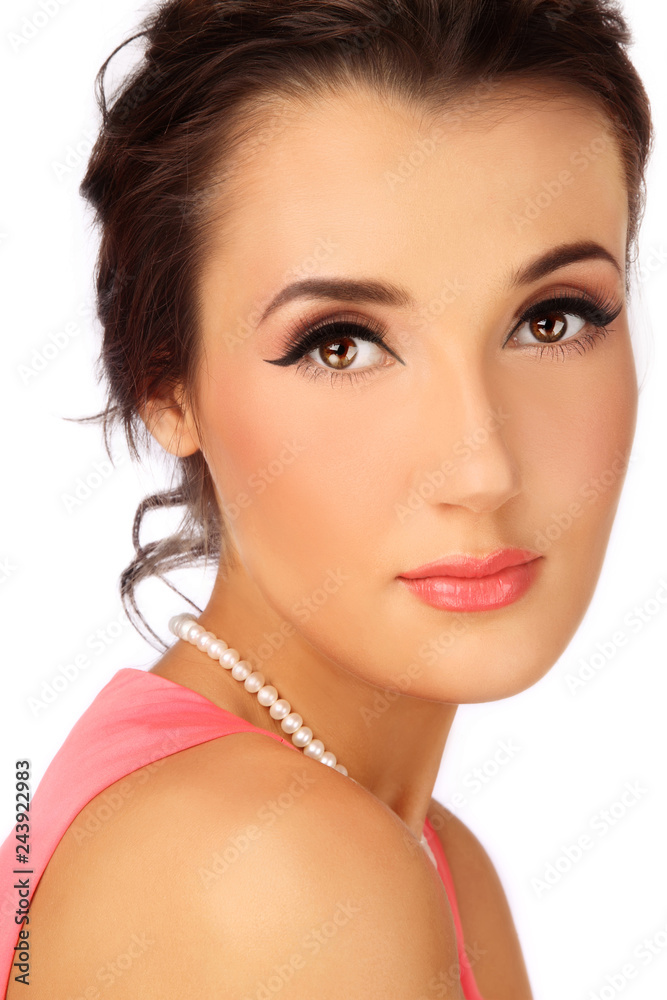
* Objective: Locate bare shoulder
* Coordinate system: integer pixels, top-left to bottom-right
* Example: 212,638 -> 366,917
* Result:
18,735 -> 465,999
427,797 -> 534,999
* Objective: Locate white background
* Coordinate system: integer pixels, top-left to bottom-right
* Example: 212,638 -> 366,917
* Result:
1,1 -> 665,996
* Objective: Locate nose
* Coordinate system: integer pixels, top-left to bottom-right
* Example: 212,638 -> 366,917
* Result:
410,357 -> 520,514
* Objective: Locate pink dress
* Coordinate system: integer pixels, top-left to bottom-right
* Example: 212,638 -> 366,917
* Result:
0,668 -> 485,999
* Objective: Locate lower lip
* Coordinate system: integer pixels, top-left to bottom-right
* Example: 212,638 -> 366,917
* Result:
397,559 -> 542,612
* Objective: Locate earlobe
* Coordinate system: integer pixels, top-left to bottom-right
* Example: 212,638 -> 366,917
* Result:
140,392 -> 201,457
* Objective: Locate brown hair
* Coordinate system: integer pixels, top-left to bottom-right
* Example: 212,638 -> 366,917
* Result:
76,0 -> 653,649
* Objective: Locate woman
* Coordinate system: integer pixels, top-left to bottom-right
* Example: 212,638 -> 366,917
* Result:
0,0 -> 654,996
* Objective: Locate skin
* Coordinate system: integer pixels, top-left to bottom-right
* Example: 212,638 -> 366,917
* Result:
40,75 -> 632,996
12,78 -> 639,1000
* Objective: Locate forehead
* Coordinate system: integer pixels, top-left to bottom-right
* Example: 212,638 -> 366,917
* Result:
201,78 -> 628,293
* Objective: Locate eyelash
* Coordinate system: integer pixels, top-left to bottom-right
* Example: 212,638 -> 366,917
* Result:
266,286 -> 623,385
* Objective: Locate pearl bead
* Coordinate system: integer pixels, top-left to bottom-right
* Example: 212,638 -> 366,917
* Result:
185,623 -> 205,643
244,671 -> 265,693
196,630 -> 215,652
207,639 -> 228,659
231,660 -> 251,681
220,648 -> 240,669
176,618 -> 195,639
303,739 -> 325,760
269,699 -> 291,720
257,685 -> 278,707
292,726 -> 313,748
281,712 -> 303,735
167,611 -> 352,784
168,614 -> 189,634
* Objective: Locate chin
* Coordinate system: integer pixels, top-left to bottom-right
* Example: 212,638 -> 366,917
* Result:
372,596 -> 588,705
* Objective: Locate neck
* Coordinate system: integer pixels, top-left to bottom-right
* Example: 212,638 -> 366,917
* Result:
166,559 -> 459,842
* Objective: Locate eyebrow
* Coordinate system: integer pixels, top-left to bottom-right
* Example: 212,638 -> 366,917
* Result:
257,240 -> 623,325
258,276 -> 413,325
506,240 -> 623,288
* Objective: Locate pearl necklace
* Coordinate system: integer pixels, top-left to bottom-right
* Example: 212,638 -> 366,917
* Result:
168,612 -> 349,774
168,612 -> 438,864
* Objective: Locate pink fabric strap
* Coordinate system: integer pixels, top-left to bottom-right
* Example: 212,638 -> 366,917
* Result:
422,817 -> 486,999
0,668 -> 484,998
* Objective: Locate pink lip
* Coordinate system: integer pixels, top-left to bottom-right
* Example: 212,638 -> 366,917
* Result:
397,548 -> 543,612
398,548 -> 541,579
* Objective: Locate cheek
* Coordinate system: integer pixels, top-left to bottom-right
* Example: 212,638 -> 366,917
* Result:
199,365 -> 401,590
516,334 -> 637,557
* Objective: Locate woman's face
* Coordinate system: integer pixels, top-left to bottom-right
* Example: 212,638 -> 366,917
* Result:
185,79 -> 637,703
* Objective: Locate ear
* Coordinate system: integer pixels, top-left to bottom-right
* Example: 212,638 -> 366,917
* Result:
139,386 -> 201,457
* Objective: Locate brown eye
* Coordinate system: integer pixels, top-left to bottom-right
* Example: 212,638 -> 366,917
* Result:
265,314 -> 403,375
318,337 -> 359,369
513,309 -> 587,348
304,327 -> 388,372
529,313 -> 568,343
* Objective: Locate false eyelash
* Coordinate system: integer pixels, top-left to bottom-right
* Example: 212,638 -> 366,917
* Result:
264,284 -> 624,383
291,354 -> 382,387
263,309 -> 399,388
266,310 -> 399,368
526,326 -> 611,362
506,283 -> 624,362
518,283 -> 622,332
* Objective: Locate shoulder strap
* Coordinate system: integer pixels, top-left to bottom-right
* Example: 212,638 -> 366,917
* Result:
422,817 -> 486,999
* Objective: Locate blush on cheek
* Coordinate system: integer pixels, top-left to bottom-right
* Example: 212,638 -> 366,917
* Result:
579,342 -> 638,504
197,362 -> 296,506
211,400 -> 394,604
536,349 -> 636,558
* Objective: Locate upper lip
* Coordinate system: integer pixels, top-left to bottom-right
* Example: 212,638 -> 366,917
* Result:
397,548 -> 542,579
